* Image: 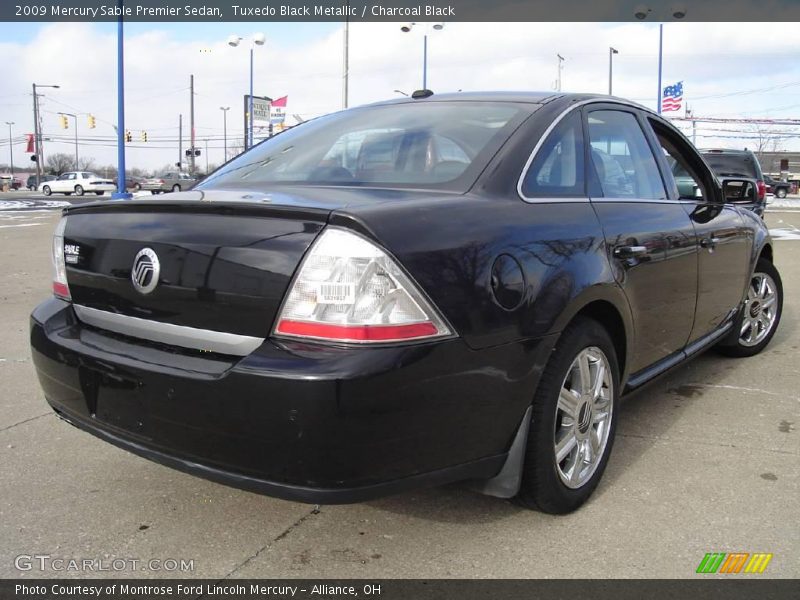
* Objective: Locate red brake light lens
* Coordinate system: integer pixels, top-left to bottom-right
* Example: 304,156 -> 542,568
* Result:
52,217 -> 71,301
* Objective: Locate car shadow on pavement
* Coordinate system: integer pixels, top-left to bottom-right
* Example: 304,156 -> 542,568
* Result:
364,303 -> 796,523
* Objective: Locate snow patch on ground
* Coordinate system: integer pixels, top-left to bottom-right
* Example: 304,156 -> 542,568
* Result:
0,200 -> 70,211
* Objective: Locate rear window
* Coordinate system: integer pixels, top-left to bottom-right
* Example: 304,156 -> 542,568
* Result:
199,102 -> 528,191
701,152 -> 759,179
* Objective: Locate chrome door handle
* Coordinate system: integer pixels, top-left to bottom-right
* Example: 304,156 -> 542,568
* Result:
613,245 -> 647,258
700,237 -> 720,248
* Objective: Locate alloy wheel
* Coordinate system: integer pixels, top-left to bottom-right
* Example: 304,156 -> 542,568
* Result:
740,272 -> 779,347
554,347 -> 613,489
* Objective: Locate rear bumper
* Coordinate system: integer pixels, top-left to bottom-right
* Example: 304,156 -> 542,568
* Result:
31,298 -> 554,503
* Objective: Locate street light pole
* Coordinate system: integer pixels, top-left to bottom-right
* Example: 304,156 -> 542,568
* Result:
5,122 -> 14,180
220,106 -> 230,162
401,23 -> 443,90
228,33 -> 265,150
608,47 -> 619,95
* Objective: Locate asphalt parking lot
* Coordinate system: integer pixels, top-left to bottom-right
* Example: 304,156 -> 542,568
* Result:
0,198 -> 798,579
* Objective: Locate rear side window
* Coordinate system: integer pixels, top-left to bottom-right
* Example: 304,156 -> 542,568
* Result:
521,111 -> 585,198
587,110 -> 666,200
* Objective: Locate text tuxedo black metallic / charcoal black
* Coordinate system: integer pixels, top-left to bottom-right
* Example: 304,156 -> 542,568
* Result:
30,92 -> 783,513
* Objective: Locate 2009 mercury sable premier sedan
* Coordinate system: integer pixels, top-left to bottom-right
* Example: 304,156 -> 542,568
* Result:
30,92 -> 783,513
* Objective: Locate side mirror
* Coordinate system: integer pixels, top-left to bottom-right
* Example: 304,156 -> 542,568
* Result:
722,179 -> 757,203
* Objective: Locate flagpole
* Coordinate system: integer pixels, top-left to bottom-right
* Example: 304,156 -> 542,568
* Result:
657,24 -> 663,114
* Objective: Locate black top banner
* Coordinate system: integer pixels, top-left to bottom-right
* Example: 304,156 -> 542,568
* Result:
4,0 -> 800,22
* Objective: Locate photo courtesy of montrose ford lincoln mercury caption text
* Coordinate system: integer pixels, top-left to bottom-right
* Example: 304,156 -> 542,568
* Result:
0,0 -> 797,597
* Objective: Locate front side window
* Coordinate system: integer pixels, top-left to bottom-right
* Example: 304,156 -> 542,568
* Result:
521,111 -> 585,198
199,102 -> 527,192
587,110 -> 666,200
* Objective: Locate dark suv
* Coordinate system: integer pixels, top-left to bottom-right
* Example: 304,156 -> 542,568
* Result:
30,93 -> 783,514
701,148 -> 766,213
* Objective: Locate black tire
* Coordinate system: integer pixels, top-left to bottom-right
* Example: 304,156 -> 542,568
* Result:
172,184 -> 181,192
64,192 -> 71,196
74,185 -> 84,196
776,187 -> 787,199
516,317 -> 620,514
42,186 -> 51,196
134,183 -> 141,191
151,190 -> 158,195
717,258 -> 783,358
95,192 -> 103,196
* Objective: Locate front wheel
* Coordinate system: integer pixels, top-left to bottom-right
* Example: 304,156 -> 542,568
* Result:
717,258 -> 783,357
74,185 -> 84,196
776,187 -> 787,199
516,317 -> 620,514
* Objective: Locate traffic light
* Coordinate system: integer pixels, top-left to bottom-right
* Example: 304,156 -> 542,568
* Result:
60,115 -> 69,129
125,130 -> 132,142
87,114 -> 96,129
141,131 -> 147,142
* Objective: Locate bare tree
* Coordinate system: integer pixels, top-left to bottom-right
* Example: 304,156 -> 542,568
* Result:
46,153 -> 75,176
77,157 -> 96,171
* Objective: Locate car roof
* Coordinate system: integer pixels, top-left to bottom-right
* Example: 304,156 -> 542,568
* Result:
700,148 -> 755,155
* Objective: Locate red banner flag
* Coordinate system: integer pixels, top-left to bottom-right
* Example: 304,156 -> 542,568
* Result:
26,134 -> 34,153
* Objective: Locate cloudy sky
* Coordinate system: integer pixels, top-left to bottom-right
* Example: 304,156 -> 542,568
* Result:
2,20 -> 800,173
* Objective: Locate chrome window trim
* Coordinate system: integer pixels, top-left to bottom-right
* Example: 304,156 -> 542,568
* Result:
517,98 -> 653,204
73,305 -> 265,356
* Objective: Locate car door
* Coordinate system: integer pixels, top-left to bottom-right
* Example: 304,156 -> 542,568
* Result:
645,118 -> 752,342
53,173 -> 71,192
585,105 -> 698,374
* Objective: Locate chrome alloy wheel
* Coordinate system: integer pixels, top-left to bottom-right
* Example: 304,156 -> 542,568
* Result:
554,347 -> 613,489
740,272 -> 779,347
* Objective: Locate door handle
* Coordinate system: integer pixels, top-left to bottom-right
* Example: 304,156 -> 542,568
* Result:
613,245 -> 648,258
700,237 -> 720,249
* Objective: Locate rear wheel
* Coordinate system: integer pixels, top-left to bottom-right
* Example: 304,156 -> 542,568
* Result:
42,186 -> 51,196
516,317 -> 619,514
74,185 -> 84,196
717,258 -> 782,357
776,187 -> 787,199
172,184 -> 181,192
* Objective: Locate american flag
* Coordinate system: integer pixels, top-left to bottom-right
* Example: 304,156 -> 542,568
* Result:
662,81 -> 684,112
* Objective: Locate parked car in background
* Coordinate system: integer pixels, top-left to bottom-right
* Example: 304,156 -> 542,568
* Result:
28,174 -> 56,191
0,174 -> 23,190
701,148 -> 766,213
31,92 -> 782,514
763,174 -> 791,199
140,172 -> 197,193
39,172 -> 116,196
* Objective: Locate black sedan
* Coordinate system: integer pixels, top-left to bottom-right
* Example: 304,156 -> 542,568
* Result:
30,92 -> 783,514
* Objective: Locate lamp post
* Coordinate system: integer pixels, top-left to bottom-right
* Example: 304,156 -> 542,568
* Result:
58,112 -> 79,169
228,33 -> 265,150
32,83 -> 59,186
608,47 -> 619,95
220,106 -> 230,162
5,122 -> 14,180
400,22 -> 444,90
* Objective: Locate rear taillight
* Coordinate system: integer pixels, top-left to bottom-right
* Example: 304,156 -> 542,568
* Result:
757,180 -> 766,200
274,228 -> 452,344
52,217 -> 71,301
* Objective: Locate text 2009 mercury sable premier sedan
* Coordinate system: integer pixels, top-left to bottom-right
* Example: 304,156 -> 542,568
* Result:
30,92 -> 783,513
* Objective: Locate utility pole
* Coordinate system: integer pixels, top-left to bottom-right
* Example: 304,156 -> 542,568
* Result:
204,138 -> 208,173
178,114 -> 183,170
556,54 -> 565,92
5,122 -> 13,179
189,74 -> 195,174
32,84 -> 41,184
